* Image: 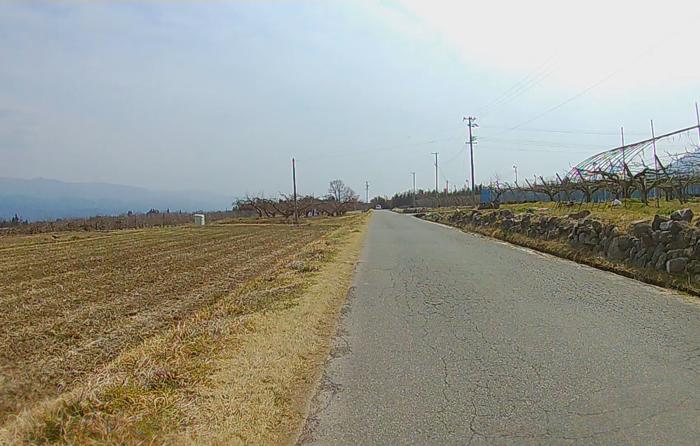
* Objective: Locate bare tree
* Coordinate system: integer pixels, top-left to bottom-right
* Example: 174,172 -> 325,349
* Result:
326,180 -> 359,216
235,196 -> 274,217
235,184 -> 361,221
270,195 -> 296,219
524,177 -> 561,202
627,167 -> 665,205
489,178 -> 516,203
328,179 -> 357,202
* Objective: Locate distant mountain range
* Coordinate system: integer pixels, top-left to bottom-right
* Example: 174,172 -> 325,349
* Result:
0,177 -> 233,222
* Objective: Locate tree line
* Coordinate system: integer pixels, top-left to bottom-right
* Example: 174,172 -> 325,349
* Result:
234,179 -> 361,218
371,187 -> 483,209
488,163 -> 700,206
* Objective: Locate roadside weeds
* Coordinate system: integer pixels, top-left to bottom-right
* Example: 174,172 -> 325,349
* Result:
175,215 -> 369,446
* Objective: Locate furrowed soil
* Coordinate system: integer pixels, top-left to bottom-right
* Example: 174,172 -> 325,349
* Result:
0,214 -> 368,445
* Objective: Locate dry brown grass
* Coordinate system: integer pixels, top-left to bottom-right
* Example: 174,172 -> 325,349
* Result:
174,215 -> 369,445
500,199 -> 700,229
0,214 -> 369,444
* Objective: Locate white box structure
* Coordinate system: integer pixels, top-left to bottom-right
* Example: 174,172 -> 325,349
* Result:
194,214 -> 205,226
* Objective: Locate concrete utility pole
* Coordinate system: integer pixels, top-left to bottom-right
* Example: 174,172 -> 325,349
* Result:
621,127 -> 626,199
513,165 -> 518,185
431,152 -> 439,193
464,116 -> 478,194
411,171 -> 416,207
651,120 -> 657,168
621,126 -> 626,170
651,120 -> 659,206
365,181 -> 369,204
292,158 -> 298,224
445,179 -> 449,196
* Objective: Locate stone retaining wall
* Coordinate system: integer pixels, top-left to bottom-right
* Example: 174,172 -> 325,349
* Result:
422,207 -> 700,283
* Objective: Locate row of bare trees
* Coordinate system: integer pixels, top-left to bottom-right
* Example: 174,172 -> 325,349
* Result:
234,179 -> 360,219
490,160 -> 700,206
0,210 -> 236,236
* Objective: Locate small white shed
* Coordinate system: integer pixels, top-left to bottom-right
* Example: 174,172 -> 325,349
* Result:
194,214 -> 206,226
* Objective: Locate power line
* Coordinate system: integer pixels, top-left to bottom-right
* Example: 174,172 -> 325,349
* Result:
480,136 -> 604,149
478,146 -> 592,154
479,125 -> 648,136
297,136 -> 460,163
491,44 -> 661,138
420,126 -> 634,166
444,145 -> 467,164
298,126 -> 649,165
477,56 -> 555,113
443,146 -> 594,157
478,55 -> 559,118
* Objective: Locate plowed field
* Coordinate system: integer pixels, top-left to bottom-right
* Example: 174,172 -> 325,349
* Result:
0,222 -> 332,424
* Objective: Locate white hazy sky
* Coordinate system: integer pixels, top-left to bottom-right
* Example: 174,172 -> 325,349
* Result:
1,0 -> 699,198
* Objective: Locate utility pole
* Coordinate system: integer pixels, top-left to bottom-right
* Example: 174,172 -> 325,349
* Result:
411,171 -> 416,207
431,152 -> 439,193
695,102 -> 700,141
651,120 -> 659,206
621,126 -> 625,170
513,164 -> 518,185
464,116 -> 478,195
621,126 -> 626,199
365,181 -> 369,204
291,157 -> 298,224
651,120 -> 657,169
445,179 -> 449,196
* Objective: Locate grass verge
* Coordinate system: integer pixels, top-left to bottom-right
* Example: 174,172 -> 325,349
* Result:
173,215 -> 369,445
500,198 -> 700,228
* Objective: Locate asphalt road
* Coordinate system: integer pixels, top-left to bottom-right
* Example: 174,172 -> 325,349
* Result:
300,210 -> 700,445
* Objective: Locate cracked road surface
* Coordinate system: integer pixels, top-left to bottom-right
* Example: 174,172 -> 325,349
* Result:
300,211 -> 700,445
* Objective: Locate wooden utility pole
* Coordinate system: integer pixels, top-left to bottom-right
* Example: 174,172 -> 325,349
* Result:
292,157 -> 298,223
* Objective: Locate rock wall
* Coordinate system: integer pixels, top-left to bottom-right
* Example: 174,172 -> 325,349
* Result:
423,208 -> 700,281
